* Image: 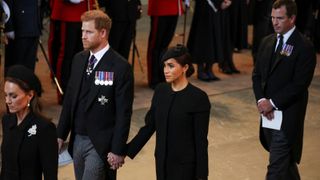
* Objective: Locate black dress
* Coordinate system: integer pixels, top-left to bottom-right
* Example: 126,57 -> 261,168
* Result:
127,83 -> 211,180
1,112 -> 58,180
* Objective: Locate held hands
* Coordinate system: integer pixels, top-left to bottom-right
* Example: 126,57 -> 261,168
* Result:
107,152 -> 125,170
257,99 -> 274,120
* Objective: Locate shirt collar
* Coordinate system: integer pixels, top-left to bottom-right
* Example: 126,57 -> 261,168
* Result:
278,26 -> 295,44
89,43 -> 110,66
90,44 -> 110,62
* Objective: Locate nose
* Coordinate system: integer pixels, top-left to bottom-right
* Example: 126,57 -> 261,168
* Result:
5,96 -> 11,105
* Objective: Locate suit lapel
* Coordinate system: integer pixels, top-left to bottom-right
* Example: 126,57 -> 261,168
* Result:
270,29 -> 298,73
264,35 -> 277,76
85,49 -> 115,110
71,52 -> 90,111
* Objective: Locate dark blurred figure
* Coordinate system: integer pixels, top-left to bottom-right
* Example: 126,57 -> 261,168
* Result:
218,0 -> 241,74
146,0 -> 184,89
187,0 -> 223,81
313,0 -> 320,52
295,0 -> 313,38
252,0 -> 274,63
230,0 -> 249,51
106,0 -> 141,60
4,0 -> 42,71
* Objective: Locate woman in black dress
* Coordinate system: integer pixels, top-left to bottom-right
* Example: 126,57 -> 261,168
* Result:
1,65 -> 58,180
125,45 -> 211,180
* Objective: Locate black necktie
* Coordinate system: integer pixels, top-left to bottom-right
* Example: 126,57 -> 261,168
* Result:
275,34 -> 284,56
270,34 -> 283,69
86,55 -> 97,76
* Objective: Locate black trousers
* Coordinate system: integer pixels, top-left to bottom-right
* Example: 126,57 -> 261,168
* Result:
263,128 -> 300,180
109,20 -> 136,60
146,15 -> 178,88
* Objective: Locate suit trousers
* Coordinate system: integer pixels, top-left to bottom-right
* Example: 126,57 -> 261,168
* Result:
73,134 -> 116,180
263,128 -> 300,180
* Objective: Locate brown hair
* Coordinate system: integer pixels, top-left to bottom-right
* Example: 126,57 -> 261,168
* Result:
174,54 -> 195,77
81,10 -> 112,35
273,0 -> 297,18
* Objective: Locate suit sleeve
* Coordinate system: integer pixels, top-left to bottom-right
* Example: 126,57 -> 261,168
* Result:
111,63 -> 134,155
252,36 -> 270,101
39,123 -> 58,180
193,92 -> 210,179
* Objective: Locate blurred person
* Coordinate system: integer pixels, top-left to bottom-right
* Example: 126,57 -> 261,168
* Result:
251,0 -> 274,63
146,0 -> 184,89
1,65 -> 58,180
124,44 -> 211,180
106,0 -> 142,59
4,0 -> 42,71
252,0 -> 316,179
229,0 -> 249,51
57,10 -> 134,180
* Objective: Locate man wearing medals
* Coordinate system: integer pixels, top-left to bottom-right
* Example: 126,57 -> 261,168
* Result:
57,10 -> 134,180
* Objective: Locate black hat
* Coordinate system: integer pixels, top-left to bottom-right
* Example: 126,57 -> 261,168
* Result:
6,65 -> 43,97
161,44 -> 189,62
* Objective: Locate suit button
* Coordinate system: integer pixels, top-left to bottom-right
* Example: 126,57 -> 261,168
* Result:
21,10 -> 25,13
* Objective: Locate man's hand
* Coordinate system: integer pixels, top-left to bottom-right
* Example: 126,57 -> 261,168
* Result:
257,99 -> 274,115
107,152 -> 125,170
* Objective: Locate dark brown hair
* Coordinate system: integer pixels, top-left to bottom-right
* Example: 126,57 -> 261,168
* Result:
273,0 -> 297,18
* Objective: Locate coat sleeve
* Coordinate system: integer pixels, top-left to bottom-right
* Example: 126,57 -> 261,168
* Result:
126,91 -> 158,159
39,122 -> 58,180
193,92 -> 211,179
126,108 -> 156,159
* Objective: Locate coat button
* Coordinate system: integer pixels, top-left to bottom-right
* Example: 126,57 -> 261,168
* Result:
21,10 -> 25,13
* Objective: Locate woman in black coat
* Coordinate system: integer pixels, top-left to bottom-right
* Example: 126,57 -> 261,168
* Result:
1,65 -> 58,180
124,45 -> 211,180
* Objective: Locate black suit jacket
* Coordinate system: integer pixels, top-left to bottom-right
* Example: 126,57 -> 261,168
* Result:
127,83 -> 210,180
1,112 -> 58,180
252,28 -> 316,163
4,0 -> 41,37
57,48 -> 134,163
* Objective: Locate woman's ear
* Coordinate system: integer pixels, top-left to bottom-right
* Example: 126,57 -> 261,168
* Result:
27,90 -> 35,101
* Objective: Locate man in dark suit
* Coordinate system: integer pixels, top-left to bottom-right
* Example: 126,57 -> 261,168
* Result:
57,10 -> 134,180
252,0 -> 316,179
4,0 -> 42,71
106,0 -> 141,60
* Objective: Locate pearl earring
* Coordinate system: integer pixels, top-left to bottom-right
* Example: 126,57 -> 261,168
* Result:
27,102 -> 30,107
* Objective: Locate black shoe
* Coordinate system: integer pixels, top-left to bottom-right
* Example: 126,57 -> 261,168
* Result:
197,72 -> 210,81
207,72 -> 220,81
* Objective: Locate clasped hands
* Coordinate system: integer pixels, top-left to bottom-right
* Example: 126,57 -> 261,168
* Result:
257,99 -> 274,120
107,152 -> 125,170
